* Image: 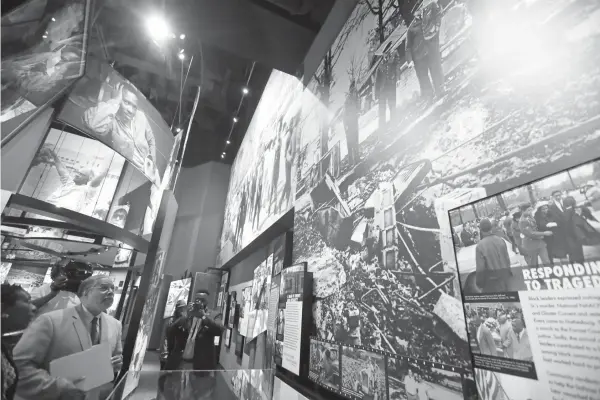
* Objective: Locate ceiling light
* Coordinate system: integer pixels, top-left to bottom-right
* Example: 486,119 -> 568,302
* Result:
242,87 -> 249,95
146,15 -> 171,42
179,48 -> 184,54
226,140 -> 231,145
221,154 -> 225,159
42,35 -> 48,39
180,34 -> 186,40
178,53 -> 185,60
176,127 -> 182,133
233,117 -> 238,123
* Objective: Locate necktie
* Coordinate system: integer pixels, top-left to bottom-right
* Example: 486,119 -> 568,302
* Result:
91,317 -> 100,345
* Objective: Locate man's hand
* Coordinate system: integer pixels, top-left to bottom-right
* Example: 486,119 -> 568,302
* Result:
50,276 -> 68,293
59,376 -> 86,400
111,355 -> 123,374
114,82 -> 124,103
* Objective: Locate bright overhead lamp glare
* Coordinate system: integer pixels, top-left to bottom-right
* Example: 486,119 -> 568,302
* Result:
233,117 -> 238,123
242,87 -> 249,95
226,140 -> 231,145
176,127 -> 182,133
51,17 -> 56,22
179,48 -> 184,54
180,34 -> 186,40
42,35 -> 48,39
221,154 -> 225,158
178,53 -> 185,60
146,14 -> 171,42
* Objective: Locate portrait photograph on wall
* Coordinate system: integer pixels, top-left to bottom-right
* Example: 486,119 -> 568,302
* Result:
18,127 -> 126,221
57,56 -> 175,186
1,0 -> 90,142
217,70 -> 303,266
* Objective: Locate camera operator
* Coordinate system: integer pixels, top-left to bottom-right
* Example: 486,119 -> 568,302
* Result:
30,260 -> 92,317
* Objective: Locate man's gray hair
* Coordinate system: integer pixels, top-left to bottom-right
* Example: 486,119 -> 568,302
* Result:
78,275 -> 109,297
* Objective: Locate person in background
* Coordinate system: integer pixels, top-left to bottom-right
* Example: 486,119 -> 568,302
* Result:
475,218 -> 512,292
547,190 -> 569,259
564,196 -> 600,263
161,300 -> 188,370
406,1 -> 444,100
185,290 -> 224,375
511,211 -> 524,254
503,212 -> 518,253
30,260 -> 87,317
498,314 -> 514,358
519,204 -> 553,267
13,275 -> 123,400
509,316 -> 532,361
1,284 -> 36,400
534,201 -> 558,265
477,317 -> 497,356
403,369 -> 418,400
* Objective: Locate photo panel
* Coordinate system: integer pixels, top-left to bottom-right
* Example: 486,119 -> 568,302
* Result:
217,70 -> 303,266
308,338 -> 341,394
1,0 -> 90,142
18,127 -> 126,221
463,295 -> 536,379
340,345 -> 386,400
387,355 -> 465,400
163,277 -> 191,318
449,158 -> 600,297
58,56 -> 175,185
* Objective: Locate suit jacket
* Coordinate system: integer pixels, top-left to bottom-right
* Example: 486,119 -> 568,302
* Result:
510,329 -> 533,361
12,306 -> 122,400
477,324 -> 497,356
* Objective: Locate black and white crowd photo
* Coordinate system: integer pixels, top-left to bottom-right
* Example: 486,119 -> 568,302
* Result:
341,346 -> 386,400
450,158 -> 600,295
464,302 -> 533,362
387,356 -> 463,400
309,339 -> 341,391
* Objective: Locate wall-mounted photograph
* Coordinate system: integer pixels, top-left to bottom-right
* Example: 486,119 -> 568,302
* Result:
18,127 -> 126,221
58,57 -> 175,186
1,0 -> 90,143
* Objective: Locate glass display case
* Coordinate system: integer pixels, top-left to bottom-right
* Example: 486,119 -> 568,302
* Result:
107,369 -> 274,400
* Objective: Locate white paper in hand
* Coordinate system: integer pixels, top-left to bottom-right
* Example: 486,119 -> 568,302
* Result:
49,343 -> 113,391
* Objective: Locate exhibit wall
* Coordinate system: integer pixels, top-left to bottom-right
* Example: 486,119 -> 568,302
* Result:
220,0 -> 600,399
217,70 -> 304,266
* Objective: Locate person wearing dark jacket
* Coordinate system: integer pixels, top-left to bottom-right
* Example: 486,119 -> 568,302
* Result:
475,218 -> 513,292
406,2 -> 444,99
520,204 -> 553,267
1,284 -> 36,400
563,196 -> 600,263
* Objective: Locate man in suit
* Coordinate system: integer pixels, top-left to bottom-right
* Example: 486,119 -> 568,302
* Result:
477,317 -> 497,356
13,275 -> 123,400
509,316 -> 533,361
547,190 -> 569,259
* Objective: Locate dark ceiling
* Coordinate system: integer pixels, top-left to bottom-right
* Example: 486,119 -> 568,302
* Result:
2,0 -> 344,166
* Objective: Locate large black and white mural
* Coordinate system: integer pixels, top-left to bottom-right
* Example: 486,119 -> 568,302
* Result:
291,0 -> 600,399
218,70 -> 303,266
220,0 -> 600,398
